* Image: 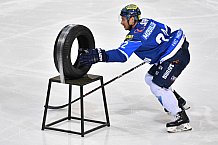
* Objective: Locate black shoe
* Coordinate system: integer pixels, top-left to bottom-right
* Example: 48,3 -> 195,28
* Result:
166,111 -> 192,133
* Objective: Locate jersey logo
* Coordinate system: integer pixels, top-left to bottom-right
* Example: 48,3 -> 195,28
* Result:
162,64 -> 174,79
125,35 -> 133,41
134,27 -> 145,33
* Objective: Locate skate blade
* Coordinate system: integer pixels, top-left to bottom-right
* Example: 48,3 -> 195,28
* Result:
167,123 -> 192,133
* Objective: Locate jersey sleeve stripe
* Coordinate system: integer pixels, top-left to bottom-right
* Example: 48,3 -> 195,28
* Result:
117,48 -> 129,60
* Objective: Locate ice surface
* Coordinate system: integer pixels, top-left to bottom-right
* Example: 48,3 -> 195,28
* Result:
0,0 -> 218,145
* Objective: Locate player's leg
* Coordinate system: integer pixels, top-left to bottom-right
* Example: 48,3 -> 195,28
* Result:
150,64 -> 191,132
164,89 -> 190,112
145,65 -> 188,112
145,71 -> 192,132
147,79 -> 182,115
154,39 -> 191,132
146,40 -> 191,132
173,90 -> 190,110
145,72 -> 192,132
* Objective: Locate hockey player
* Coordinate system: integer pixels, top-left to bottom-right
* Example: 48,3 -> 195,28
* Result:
79,4 -> 192,133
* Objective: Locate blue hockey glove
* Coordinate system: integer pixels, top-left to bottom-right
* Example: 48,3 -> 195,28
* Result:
79,48 -> 108,66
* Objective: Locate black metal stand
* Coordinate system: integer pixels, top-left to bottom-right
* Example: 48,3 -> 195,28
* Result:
41,74 -> 110,137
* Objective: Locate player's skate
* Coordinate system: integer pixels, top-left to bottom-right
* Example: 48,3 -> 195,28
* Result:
166,110 -> 192,133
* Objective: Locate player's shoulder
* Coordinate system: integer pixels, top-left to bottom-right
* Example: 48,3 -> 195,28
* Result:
124,18 -> 154,41
138,18 -> 150,27
128,18 -> 150,38
139,18 -> 163,28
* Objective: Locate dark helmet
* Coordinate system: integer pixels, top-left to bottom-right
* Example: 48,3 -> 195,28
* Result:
120,4 -> 141,21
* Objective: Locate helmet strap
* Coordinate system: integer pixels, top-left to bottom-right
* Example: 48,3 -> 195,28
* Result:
127,18 -> 136,31
127,20 -> 132,30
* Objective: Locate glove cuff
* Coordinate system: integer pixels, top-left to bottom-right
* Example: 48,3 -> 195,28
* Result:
97,48 -> 108,62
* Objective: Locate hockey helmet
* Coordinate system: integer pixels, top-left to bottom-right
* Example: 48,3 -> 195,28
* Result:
120,4 -> 141,21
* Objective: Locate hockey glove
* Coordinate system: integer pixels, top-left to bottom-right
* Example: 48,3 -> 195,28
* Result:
79,48 -> 108,66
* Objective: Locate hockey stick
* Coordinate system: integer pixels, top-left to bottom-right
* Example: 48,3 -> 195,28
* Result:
47,61 -> 146,109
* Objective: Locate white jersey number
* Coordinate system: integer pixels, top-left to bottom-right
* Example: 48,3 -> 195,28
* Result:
156,33 -> 169,44
156,25 -> 169,44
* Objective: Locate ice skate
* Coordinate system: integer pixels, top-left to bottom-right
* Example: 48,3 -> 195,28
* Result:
166,111 -> 192,133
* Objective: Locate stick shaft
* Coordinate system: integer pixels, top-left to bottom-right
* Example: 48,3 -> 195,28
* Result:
85,61 -> 146,96
47,62 -> 146,109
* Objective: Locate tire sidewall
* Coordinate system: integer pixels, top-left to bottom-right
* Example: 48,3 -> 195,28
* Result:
54,25 -> 95,79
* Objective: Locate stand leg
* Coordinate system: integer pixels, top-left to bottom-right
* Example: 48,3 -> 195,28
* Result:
80,86 -> 84,137
68,85 -> 72,120
41,80 -> 52,130
100,78 -> 110,126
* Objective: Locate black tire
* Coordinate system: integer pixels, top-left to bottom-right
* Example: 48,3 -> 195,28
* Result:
54,24 -> 95,79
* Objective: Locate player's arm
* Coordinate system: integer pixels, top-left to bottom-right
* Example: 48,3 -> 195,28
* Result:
79,40 -> 142,65
106,40 -> 142,62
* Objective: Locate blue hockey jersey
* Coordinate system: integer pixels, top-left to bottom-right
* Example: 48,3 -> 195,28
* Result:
105,18 -> 185,64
